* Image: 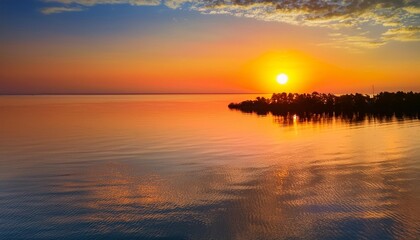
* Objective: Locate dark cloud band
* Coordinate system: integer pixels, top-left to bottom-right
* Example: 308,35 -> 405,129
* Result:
41,0 -> 420,48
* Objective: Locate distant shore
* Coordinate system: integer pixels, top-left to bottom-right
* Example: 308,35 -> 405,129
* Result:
228,92 -> 420,117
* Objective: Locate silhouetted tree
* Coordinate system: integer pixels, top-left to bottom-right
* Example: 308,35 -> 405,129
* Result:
228,91 -> 420,118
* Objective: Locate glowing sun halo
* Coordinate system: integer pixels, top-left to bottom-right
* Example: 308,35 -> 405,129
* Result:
277,73 -> 288,85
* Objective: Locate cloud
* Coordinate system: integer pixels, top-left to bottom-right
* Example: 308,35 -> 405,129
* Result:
41,0 -> 420,48
43,0 -> 161,6
320,33 -> 387,53
41,6 -> 84,14
382,26 -> 420,42
404,6 -> 420,14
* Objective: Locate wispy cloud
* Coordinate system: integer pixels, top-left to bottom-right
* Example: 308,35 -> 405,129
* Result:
41,6 -> 84,14
43,0 -> 161,6
382,26 -> 420,42
41,0 -> 420,48
319,32 -> 387,53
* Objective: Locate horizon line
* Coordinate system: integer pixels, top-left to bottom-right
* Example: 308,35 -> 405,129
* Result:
1,91 -> 418,96
0,92 -> 272,96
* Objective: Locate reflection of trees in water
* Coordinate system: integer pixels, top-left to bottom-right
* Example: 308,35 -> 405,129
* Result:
229,92 -> 420,121
271,112 -> 419,126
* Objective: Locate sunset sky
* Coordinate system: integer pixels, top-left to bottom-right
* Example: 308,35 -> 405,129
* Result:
1,0 -> 419,94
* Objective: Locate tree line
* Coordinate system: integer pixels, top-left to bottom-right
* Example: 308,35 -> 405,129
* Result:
228,92 -> 420,116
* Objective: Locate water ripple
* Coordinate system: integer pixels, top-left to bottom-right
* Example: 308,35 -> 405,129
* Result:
1,95 -> 419,239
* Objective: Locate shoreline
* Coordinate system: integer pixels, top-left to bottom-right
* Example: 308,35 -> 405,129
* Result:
228,91 -> 420,116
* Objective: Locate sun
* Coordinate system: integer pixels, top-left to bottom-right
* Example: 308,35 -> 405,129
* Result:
276,73 -> 288,85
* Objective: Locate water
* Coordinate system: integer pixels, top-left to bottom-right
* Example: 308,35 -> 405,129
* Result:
0,95 -> 419,240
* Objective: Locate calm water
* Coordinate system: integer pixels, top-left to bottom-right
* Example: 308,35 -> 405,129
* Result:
1,95 -> 419,240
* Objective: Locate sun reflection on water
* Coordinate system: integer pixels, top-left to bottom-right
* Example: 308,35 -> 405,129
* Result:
0,95 -> 419,239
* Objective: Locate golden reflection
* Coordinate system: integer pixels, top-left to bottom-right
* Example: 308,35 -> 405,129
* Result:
57,154 -> 420,239
1,95 -> 419,239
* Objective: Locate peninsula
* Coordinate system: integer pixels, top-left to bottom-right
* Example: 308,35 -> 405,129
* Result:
228,92 -> 420,116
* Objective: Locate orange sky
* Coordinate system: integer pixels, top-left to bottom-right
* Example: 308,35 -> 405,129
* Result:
0,1 -> 419,94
